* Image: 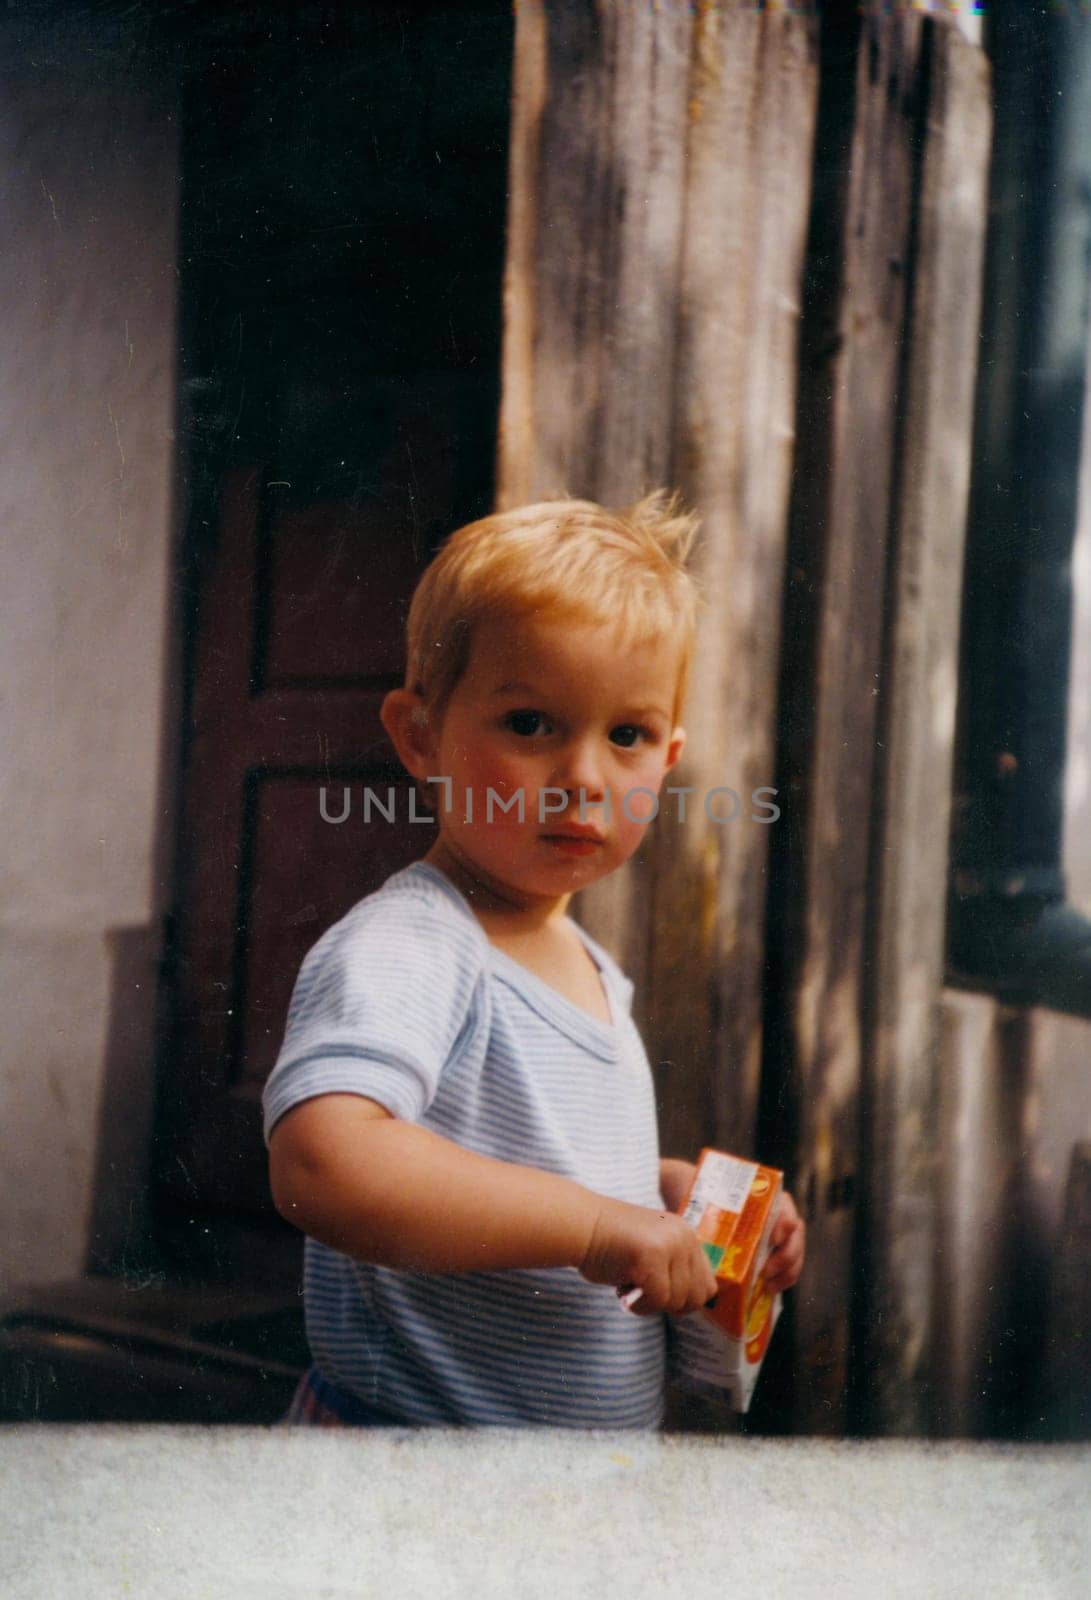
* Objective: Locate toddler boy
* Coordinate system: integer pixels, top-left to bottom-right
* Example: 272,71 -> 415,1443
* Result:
264,492 -> 804,1426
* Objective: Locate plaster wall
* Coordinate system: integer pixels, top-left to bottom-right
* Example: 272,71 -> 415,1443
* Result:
0,26 -> 180,1292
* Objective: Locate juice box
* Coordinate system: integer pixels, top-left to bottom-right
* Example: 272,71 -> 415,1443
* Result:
672,1147 -> 784,1412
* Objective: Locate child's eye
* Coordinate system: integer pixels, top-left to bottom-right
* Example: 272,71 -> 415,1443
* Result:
610,724 -> 652,749
504,709 -> 552,738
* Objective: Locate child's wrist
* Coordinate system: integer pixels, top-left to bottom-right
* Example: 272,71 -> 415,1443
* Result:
576,1196 -> 608,1281
569,1185 -> 608,1275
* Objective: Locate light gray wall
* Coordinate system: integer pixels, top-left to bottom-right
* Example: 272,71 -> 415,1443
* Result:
0,22 -> 180,1293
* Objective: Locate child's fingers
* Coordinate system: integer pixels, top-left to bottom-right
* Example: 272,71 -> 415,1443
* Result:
629,1266 -> 670,1315
773,1217 -> 804,1255
764,1240 -> 800,1275
763,1231 -> 804,1291
763,1204 -> 805,1288
620,1238 -> 718,1316
770,1192 -> 802,1247
764,1248 -> 799,1286
764,1262 -> 800,1293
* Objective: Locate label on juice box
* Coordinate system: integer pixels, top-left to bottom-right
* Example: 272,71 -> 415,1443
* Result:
670,1147 -> 784,1412
671,1293 -> 783,1413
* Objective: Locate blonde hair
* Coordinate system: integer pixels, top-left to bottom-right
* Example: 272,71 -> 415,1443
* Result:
404,491 -> 702,724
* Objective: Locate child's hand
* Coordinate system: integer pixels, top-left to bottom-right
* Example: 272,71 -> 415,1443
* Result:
578,1196 -> 718,1315
763,1190 -> 806,1294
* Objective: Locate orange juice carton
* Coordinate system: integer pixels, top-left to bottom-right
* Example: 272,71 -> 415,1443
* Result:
672,1147 -> 784,1412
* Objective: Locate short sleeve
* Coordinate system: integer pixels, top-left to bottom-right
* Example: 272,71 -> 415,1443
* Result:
261,880 -> 486,1143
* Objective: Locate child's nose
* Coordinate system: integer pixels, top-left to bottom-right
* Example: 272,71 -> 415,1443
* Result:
552,738 -> 606,801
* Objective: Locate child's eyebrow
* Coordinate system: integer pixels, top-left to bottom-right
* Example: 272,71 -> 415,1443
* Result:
491,681 -> 672,722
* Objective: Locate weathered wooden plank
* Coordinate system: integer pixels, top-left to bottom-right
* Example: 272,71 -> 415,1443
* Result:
766,7 -> 927,1435
500,6 -> 818,1439
498,2 -> 820,1178
933,991 -> 1005,1436
497,1 -> 990,1438
864,19 -> 992,1434
495,0 -> 545,507
653,3 -> 819,1169
1040,1141 -> 1091,1439
760,10 -> 989,1437
498,0 -> 693,510
497,0 -> 694,1004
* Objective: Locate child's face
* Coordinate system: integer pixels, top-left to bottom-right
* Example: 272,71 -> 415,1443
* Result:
417,611 -> 685,911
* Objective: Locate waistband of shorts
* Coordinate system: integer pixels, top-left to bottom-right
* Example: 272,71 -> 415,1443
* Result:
285,1365 -> 398,1427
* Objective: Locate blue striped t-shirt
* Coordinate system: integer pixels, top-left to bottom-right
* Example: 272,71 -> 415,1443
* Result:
262,859 -> 666,1427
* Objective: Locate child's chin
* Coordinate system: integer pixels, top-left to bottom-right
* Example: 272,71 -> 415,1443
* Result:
537,851 -> 618,886
502,854 -> 612,893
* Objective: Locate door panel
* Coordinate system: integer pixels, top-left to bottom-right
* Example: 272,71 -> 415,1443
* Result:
159,9 -> 511,1227
165,468 -> 434,1211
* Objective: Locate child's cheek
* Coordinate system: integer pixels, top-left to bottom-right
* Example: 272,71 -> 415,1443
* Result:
619,787 -> 659,825
617,755 -> 672,824
469,757 -> 533,825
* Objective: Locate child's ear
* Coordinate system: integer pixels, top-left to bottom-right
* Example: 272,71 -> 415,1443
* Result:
664,725 -> 686,773
380,688 -> 437,781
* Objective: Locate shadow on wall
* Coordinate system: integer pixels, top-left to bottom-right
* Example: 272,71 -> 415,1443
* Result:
85,925 -> 163,1280
937,993 -> 1091,1440
0,925 -> 306,1424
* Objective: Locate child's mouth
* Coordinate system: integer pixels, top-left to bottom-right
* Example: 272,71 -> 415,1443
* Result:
541,834 -> 604,857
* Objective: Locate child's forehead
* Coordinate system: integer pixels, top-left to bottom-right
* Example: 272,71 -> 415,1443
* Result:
470,608 -> 605,658
462,610 -> 682,700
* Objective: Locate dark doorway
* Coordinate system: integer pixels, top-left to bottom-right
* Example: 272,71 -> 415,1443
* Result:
157,4 -> 513,1280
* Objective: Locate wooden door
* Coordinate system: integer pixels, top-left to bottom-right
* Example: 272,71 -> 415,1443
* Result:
156,8 -> 512,1241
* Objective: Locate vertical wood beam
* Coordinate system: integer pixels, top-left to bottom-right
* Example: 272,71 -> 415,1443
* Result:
863,20 -> 992,1434
657,4 -> 819,1163
772,12 -> 990,1437
498,2 -> 990,1436
497,0 -> 695,1007
770,7 -> 927,1437
499,0 -> 819,1170
498,0 -> 693,513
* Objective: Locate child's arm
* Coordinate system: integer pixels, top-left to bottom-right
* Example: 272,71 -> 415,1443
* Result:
269,1093 -> 718,1315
